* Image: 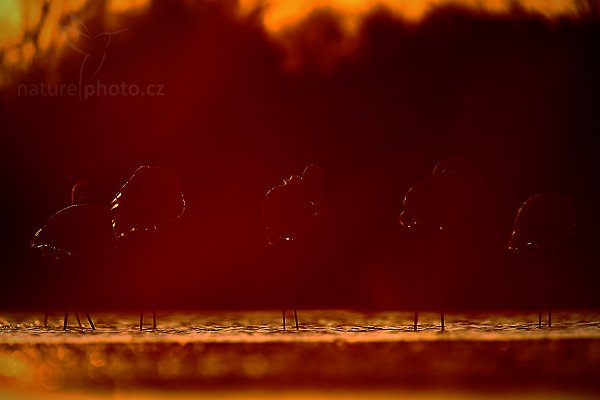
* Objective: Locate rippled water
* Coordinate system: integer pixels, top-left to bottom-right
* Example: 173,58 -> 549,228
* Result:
2,310 -> 600,341
1,310 -> 599,399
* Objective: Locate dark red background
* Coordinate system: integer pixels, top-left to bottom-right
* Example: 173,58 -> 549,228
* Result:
1,2 -> 599,310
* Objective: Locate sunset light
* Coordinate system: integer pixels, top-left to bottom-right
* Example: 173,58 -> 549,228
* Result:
1,0 -> 599,399
0,0 -> 586,87
239,0 -> 578,33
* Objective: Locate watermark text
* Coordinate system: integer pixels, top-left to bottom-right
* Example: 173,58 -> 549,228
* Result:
17,81 -> 165,100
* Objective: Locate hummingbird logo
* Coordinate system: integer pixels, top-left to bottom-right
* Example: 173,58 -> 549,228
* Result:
60,14 -> 130,101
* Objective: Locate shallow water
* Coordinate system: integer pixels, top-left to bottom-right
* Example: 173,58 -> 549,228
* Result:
2,310 -> 600,342
1,311 -> 599,399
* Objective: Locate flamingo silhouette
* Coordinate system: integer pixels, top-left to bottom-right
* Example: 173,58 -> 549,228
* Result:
400,159 -> 479,331
508,193 -> 576,327
111,166 -> 185,330
60,13 -> 130,100
263,164 -> 325,330
33,183 -> 117,330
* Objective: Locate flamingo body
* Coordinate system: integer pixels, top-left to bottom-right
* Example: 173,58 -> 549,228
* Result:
32,204 -> 117,257
111,166 -> 185,330
509,194 -> 576,250
263,164 -> 324,330
399,159 -> 479,330
111,166 -> 185,238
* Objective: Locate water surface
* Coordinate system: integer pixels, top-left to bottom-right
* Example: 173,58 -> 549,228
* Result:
1,311 -> 599,399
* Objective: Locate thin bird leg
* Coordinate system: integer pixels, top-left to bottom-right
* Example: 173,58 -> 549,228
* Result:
75,312 -> 82,327
150,233 -> 157,331
282,309 -> 286,330
84,311 -> 96,330
538,247 -> 544,328
139,236 -> 146,331
287,245 -> 299,331
542,247 -> 552,328
414,311 -> 419,331
44,312 -> 48,328
294,308 -> 299,330
63,311 -> 69,331
441,311 -> 445,331
413,226 -> 427,332
290,290 -> 299,330
439,228 -> 447,332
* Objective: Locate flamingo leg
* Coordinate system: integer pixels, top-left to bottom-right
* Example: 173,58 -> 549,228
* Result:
44,312 -> 48,328
138,232 -> 158,332
294,308 -> 299,330
282,309 -> 286,330
413,226 -> 427,332
543,249 -> 552,328
63,311 -> 69,331
441,311 -> 445,331
75,312 -> 83,327
84,311 -> 96,330
150,233 -> 157,331
538,247 -> 544,328
414,311 -> 418,331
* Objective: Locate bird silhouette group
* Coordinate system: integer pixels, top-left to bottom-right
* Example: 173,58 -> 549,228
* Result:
32,166 -> 185,330
31,161 -> 576,331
